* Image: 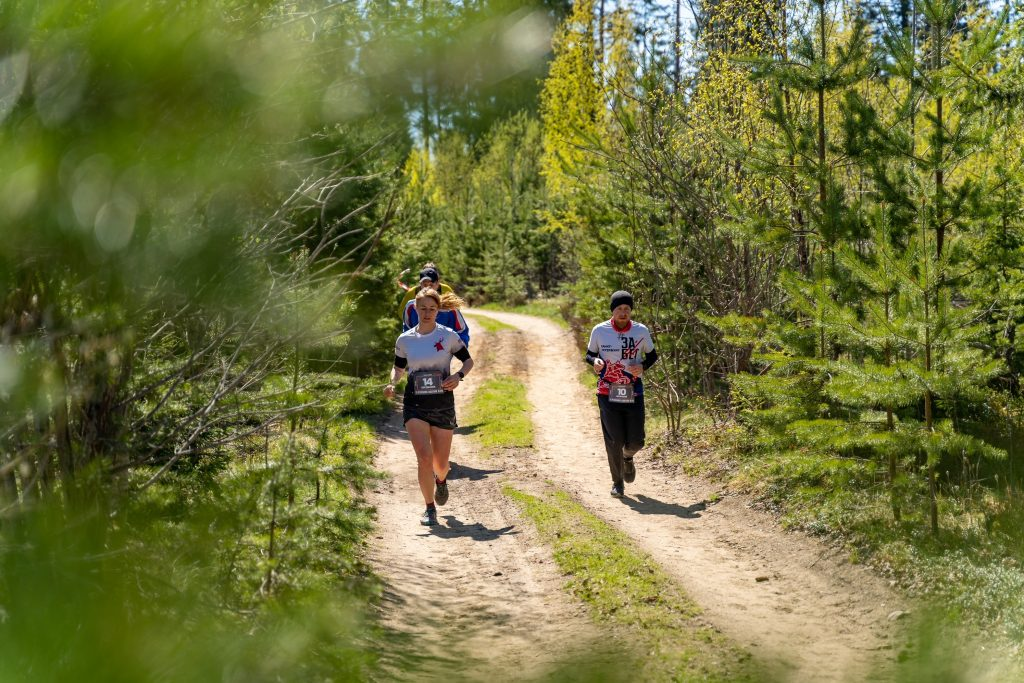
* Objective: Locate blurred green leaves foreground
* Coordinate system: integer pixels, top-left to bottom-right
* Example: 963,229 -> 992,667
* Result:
1,0 -> 398,480
0,0 -> 557,679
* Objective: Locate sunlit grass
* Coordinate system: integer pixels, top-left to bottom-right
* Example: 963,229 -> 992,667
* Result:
503,485 -> 761,683
468,313 -> 516,333
463,375 -> 533,453
478,298 -> 569,328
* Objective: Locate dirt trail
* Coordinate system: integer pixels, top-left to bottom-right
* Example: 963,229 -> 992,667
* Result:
460,310 -> 906,682
367,311 -> 905,682
365,329 -> 605,682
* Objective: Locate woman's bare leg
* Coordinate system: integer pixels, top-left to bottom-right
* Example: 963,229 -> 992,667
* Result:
430,426 -> 453,481
406,419 -> 436,505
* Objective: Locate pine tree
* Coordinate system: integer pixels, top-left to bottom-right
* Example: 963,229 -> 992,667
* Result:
860,0 -> 1010,532
724,0 -> 1013,533
539,0 -> 603,232
958,10 -> 1024,396
717,0 -> 877,498
472,113 -> 552,301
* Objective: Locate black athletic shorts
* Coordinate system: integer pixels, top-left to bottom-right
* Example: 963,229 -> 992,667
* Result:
403,403 -> 458,430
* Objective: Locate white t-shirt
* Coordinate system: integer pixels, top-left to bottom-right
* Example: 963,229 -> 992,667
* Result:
395,323 -> 467,406
587,319 -> 655,396
395,323 -> 465,373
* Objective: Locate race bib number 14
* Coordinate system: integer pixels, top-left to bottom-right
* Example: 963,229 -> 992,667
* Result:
413,371 -> 444,395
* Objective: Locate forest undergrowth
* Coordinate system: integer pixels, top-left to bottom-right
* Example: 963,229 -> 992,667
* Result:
0,371 -> 397,682
653,406 -> 1024,652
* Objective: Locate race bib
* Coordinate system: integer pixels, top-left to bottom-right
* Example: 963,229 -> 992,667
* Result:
608,383 -> 635,404
412,371 -> 444,395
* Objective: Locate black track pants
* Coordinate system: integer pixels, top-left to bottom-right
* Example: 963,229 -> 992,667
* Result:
597,393 -> 646,486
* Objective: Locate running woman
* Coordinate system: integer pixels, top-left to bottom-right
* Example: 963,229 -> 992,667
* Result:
585,290 -> 658,498
385,287 -> 474,526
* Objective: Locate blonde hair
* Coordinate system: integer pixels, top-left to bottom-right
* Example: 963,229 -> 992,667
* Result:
439,291 -> 465,311
415,287 -> 442,308
415,287 -> 465,311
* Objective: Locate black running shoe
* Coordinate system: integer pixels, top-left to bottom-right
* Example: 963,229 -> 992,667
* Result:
420,507 -> 438,526
610,484 -> 624,498
434,477 -> 449,506
623,458 -> 636,483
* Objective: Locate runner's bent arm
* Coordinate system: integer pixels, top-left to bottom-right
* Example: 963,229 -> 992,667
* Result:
585,328 -> 605,373
441,346 -> 473,390
396,268 -> 412,291
384,356 -> 407,398
629,333 -> 658,378
628,348 -> 657,378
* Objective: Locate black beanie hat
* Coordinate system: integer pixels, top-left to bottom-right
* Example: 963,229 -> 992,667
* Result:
419,267 -> 440,282
610,290 -> 634,312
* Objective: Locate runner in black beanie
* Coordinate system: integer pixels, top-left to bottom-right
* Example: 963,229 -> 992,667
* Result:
610,290 -> 634,311
584,290 -> 658,497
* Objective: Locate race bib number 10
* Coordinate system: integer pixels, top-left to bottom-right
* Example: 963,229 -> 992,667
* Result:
608,383 -> 635,404
413,371 -> 444,395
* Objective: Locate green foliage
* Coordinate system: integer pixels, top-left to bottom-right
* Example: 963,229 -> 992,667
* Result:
709,0 -> 1021,536
0,0 -> 411,507
393,112 -> 562,303
539,0 -> 601,218
0,406 -> 386,681
515,0 -> 1024,645
0,1 -> 568,676
364,0 -> 568,148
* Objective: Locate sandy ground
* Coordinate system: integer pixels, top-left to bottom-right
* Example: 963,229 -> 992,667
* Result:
365,326 -> 606,682
366,310 -> 907,682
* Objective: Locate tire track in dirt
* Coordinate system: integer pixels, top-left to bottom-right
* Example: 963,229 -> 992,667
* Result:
469,309 -> 907,683
365,323 -> 605,682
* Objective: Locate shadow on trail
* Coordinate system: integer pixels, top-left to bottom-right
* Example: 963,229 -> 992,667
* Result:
424,516 -> 519,541
619,494 -> 706,519
447,461 -> 503,482
372,569 -> 494,679
378,409 -> 408,439
454,422 -> 481,436
370,601 -> 463,676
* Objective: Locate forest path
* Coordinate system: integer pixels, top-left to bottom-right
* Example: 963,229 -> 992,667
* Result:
460,310 -> 906,682
364,321 -> 607,682
366,311 -> 905,682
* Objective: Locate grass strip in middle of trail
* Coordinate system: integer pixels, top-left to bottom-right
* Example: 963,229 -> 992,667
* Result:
503,485 -> 762,683
462,375 -> 533,454
468,313 -> 516,333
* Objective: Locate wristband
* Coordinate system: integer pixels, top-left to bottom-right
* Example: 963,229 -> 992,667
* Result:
457,371 -> 465,379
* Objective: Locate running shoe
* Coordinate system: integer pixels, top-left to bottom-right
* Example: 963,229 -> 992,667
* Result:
623,458 -> 636,483
434,477 -> 449,506
610,484 -> 624,498
420,507 -> 438,526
